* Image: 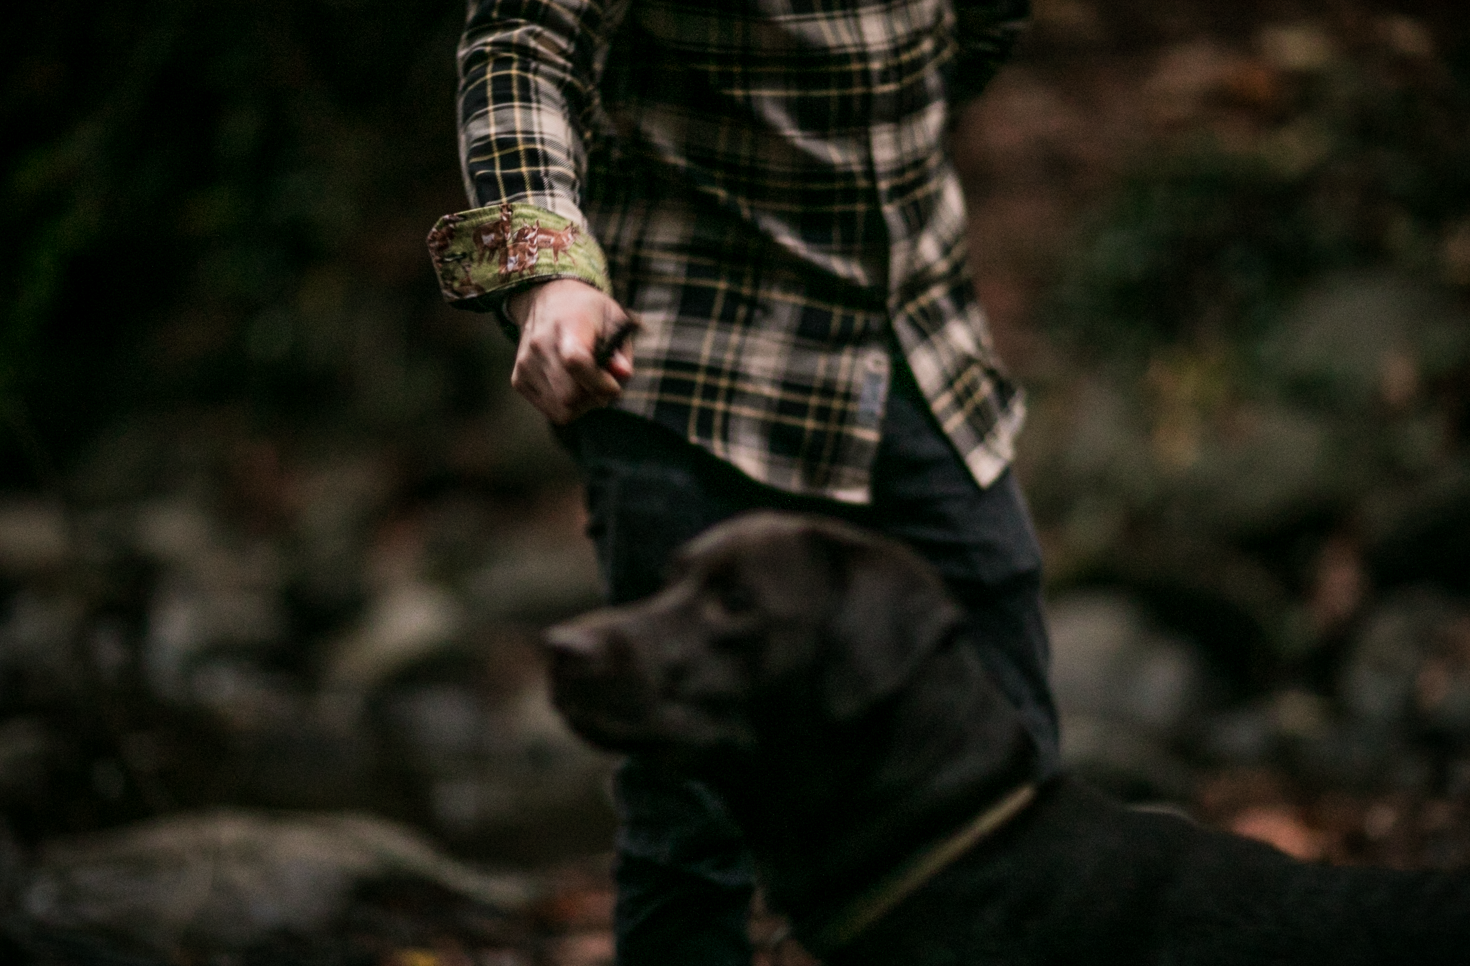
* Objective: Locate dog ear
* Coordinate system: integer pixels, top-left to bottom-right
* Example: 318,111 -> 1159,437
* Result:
815,529 -> 963,721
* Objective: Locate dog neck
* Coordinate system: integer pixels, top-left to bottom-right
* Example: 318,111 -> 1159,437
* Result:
809,780 -> 1038,954
714,638 -> 1042,950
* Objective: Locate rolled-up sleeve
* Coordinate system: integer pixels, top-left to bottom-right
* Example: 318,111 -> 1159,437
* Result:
426,0 -> 627,314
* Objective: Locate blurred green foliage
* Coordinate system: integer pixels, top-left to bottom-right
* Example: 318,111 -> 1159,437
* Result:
1012,20 -> 1470,659
1,0 -> 488,488
1049,38 -> 1470,370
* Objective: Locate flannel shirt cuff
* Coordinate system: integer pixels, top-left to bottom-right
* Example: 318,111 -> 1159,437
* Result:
425,202 -> 613,326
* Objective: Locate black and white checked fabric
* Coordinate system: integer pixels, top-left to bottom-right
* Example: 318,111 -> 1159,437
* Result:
442,0 -> 1030,502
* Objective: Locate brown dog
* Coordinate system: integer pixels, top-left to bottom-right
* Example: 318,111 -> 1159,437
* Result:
546,512 -> 1469,965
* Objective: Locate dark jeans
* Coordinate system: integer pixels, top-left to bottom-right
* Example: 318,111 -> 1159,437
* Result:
560,361 -> 1059,966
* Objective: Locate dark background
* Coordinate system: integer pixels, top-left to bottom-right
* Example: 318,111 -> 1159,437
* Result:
3,1 -> 1470,962
3,0 -> 1466,492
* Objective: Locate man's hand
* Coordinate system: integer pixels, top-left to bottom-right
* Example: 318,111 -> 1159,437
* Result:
508,278 -> 636,424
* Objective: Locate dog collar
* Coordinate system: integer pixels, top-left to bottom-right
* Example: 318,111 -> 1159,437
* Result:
809,782 -> 1038,954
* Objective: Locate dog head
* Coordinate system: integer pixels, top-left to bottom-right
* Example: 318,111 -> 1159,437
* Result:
543,512 -> 963,756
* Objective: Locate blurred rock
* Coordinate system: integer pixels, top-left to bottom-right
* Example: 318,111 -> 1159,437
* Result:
383,678 -> 488,772
1021,376 -> 1153,577
544,932 -> 615,966
67,421 -> 172,506
375,651 -> 616,860
132,498 -> 219,570
1187,402 -> 1336,537
18,810 -> 535,955
1256,22 -> 1337,73
1445,219 -> 1470,287
0,589 -> 86,705
0,717 -> 67,807
186,662 -> 380,810
1306,534 -> 1368,637
1059,713 -> 1195,800
1259,271 -> 1470,414
448,403 -> 583,491
0,500 -> 71,578
1146,41 -> 1254,125
1048,592 -> 1218,733
419,494 -> 502,583
186,663 -> 304,732
1302,728 -> 1433,794
1365,469 -> 1470,596
145,578 -> 288,702
1199,704 -> 1276,765
1030,0 -> 1106,48
326,581 -> 464,697
466,538 -> 602,622
456,683 -> 613,835
1339,589 -> 1470,735
1378,16 -> 1436,61
125,494 -> 295,703
1339,594 -> 1424,727
1053,376 -> 1153,497
1199,690 -> 1334,767
1047,591 -> 1233,798
287,453 -> 396,621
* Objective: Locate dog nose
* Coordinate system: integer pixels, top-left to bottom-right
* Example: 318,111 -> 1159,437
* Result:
543,623 -> 605,660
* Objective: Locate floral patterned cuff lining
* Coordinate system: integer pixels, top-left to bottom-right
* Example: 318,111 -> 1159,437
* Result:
425,202 -> 613,319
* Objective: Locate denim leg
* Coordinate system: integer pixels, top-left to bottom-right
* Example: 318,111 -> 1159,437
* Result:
612,759 -> 756,966
566,412 -> 760,966
945,569 -> 1060,773
858,363 -> 1062,771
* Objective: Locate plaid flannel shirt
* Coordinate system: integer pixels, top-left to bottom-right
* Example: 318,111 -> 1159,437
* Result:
427,0 -> 1030,502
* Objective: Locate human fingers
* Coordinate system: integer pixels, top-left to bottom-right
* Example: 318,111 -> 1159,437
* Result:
516,319 -> 622,423
511,322 -> 590,422
509,279 -> 631,421
559,319 -> 626,403
605,335 -> 635,382
511,341 -> 570,423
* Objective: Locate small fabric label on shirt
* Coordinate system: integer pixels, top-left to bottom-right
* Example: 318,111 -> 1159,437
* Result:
857,364 -> 888,426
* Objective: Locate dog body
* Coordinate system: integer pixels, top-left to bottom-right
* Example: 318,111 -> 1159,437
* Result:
545,513 -> 1469,964
848,777 -> 1468,965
